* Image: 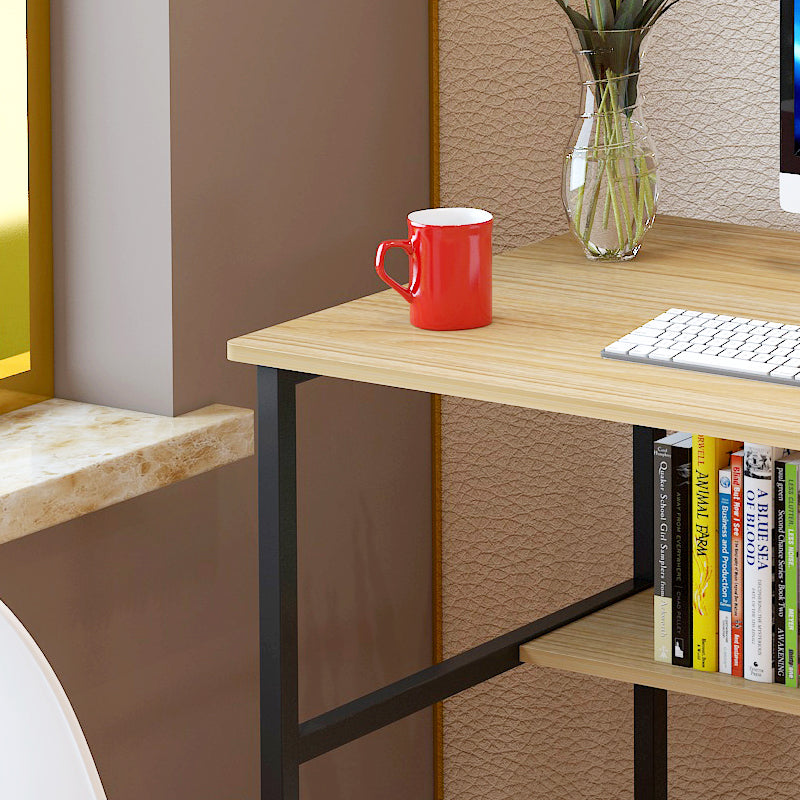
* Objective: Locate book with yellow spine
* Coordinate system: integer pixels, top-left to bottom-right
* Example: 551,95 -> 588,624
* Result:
692,435 -> 741,671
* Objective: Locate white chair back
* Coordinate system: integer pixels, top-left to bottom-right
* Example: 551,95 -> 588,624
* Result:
0,598 -> 107,799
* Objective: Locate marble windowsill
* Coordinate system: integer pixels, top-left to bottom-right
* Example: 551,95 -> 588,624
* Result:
0,399 -> 254,545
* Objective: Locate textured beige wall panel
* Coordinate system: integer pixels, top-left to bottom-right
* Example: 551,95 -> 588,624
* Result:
439,0 -> 800,797
440,401 -> 634,799
439,0 -> 574,251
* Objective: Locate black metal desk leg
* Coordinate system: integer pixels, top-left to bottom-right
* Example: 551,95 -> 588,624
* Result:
634,684 -> 668,800
632,426 -> 668,800
258,367 -> 314,800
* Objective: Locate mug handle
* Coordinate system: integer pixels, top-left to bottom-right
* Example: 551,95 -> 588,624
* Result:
375,239 -> 415,303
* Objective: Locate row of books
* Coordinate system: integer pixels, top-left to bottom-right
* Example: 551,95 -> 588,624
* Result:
653,434 -> 800,684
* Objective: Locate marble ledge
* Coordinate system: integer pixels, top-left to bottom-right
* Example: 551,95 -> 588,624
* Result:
0,399 -> 254,545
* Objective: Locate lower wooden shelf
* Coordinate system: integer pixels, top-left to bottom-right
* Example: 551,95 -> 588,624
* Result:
520,590 -> 800,717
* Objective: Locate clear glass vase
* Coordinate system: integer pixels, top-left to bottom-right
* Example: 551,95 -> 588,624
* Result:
563,27 -> 659,261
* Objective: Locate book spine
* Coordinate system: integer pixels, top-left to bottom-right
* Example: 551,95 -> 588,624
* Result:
775,461 -> 788,683
744,443 -> 775,683
672,444 -> 692,667
719,469 -> 732,674
654,442 -> 672,663
787,462 -> 798,688
731,451 -> 745,677
692,436 -> 719,671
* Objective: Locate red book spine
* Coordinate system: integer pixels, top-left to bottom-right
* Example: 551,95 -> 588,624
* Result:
731,451 -> 745,677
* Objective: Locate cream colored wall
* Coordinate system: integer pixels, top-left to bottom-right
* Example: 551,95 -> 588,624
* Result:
438,0 -> 800,797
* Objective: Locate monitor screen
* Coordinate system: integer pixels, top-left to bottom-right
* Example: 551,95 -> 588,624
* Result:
782,0 -> 800,175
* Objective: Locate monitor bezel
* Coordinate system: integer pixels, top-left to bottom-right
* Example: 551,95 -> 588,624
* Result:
781,0 -> 800,175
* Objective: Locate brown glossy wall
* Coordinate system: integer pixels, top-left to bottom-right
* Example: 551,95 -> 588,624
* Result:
438,1 -> 800,798
0,3 -> 432,800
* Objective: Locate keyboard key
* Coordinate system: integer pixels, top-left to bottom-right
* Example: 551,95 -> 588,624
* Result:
649,348 -> 679,362
771,367 -> 800,379
604,342 -> 633,355
620,334 -> 659,346
672,352 -> 774,375
629,345 -> 655,356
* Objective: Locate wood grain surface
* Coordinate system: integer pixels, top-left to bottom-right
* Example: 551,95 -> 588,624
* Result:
230,216 -> 800,448
521,591 -> 800,717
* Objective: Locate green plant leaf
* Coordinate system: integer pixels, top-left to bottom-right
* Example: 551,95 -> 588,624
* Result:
591,0 -> 615,30
554,0 -> 595,30
632,0 -> 669,27
649,0 -> 681,25
613,0 -> 644,29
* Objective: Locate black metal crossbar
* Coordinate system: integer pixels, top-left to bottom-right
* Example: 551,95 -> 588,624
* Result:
298,577 -> 647,763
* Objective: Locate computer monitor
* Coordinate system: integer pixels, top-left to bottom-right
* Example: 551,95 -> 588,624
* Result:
781,0 -> 800,211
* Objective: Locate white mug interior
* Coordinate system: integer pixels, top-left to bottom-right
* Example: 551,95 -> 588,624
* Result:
407,207 -> 492,227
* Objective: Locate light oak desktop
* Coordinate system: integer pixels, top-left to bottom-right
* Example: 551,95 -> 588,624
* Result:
229,216 -> 800,450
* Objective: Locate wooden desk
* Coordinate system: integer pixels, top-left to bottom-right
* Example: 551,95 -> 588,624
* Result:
230,216 -> 800,448
228,217 -> 800,800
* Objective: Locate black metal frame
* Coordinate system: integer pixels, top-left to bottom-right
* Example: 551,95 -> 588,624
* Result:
258,367 -> 669,800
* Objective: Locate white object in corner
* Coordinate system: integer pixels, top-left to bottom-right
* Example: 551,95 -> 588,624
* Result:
0,598 -> 107,799
780,172 -> 800,213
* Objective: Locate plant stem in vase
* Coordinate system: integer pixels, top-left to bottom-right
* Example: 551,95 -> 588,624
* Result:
555,0 -> 680,261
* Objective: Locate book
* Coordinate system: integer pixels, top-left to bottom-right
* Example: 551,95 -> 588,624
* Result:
744,444 -> 783,683
718,468 -> 732,674
692,435 -> 741,672
671,437 -> 693,667
787,459 -> 800,687
775,459 -> 788,683
654,436 -> 673,662
731,450 -> 745,677
653,433 -> 690,663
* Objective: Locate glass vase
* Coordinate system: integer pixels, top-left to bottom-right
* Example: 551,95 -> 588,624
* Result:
563,27 -> 659,261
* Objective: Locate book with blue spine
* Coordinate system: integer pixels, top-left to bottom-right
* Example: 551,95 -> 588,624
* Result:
718,468 -> 732,674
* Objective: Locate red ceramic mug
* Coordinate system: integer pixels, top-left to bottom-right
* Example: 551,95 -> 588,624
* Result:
375,207 -> 493,331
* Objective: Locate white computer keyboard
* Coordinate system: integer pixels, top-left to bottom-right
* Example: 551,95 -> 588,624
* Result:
602,308 -> 800,386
